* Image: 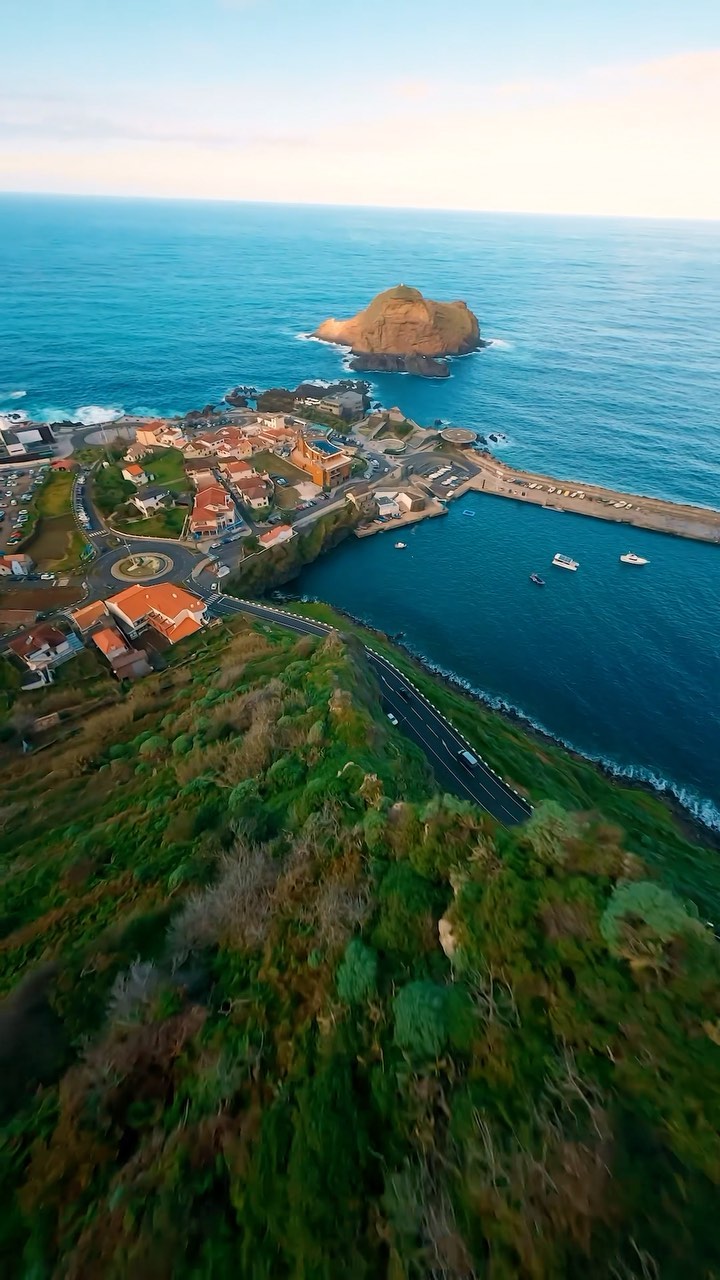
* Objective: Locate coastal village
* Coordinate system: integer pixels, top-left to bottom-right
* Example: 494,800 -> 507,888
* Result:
2,368 -> 720,701
2,275 -> 720,702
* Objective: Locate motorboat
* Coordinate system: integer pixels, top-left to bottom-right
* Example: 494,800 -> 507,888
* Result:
394,541 -> 407,549
530,573 -> 545,586
552,553 -> 579,571
620,552 -> 649,565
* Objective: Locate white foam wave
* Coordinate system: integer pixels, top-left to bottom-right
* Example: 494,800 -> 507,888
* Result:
7,389 -> 27,400
488,338 -> 514,350
296,332 -> 327,345
422,657 -> 720,832
74,404 -> 124,426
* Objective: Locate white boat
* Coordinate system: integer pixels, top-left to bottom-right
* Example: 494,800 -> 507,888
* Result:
552,553 -> 579,571
394,541 -> 407,549
620,552 -> 648,565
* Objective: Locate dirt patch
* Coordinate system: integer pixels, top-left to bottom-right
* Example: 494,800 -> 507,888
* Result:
0,585 -> 83,613
23,516 -> 78,570
0,609 -> 38,633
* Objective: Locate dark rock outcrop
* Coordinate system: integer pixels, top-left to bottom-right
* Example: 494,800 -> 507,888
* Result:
348,353 -> 451,379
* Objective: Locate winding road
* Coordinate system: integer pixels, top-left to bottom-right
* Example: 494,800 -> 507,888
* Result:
209,594 -> 532,826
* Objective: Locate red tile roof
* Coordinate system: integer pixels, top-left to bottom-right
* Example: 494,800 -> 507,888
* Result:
92,626 -> 129,659
9,623 -> 66,659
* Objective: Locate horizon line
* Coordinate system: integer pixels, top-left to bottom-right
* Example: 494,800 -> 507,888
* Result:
0,189 -> 718,225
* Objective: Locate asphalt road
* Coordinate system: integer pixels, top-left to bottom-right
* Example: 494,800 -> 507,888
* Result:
209,594 -> 532,826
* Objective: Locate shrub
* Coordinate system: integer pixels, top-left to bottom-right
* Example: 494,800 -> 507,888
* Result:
393,981 -> 448,1057
372,863 -> 446,958
524,801 -> 580,866
169,842 -> 279,956
601,880 -> 708,967
336,939 -> 378,1005
171,734 -> 193,757
139,735 -> 167,757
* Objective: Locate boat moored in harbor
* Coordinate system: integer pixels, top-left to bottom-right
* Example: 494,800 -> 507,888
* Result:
552,553 -> 579,571
620,552 -> 649,565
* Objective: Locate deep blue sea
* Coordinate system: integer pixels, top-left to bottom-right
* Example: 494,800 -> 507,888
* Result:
1,195 -> 719,826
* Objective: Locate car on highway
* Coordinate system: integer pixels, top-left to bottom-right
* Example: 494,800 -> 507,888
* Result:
386,711 -> 399,726
457,748 -> 479,770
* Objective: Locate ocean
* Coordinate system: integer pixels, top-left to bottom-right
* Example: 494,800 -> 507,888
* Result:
1,195 -> 719,825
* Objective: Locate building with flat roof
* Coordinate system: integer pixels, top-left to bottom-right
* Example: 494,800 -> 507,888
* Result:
291,434 -> 351,488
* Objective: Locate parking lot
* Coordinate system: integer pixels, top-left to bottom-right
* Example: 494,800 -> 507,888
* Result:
0,465 -> 49,552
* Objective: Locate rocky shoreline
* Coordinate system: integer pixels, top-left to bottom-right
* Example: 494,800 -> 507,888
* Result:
277,596 -> 720,846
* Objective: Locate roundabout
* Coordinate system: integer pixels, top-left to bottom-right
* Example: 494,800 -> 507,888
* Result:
110,552 -> 174,582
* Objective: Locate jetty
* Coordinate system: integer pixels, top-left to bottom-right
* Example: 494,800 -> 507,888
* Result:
453,454 -> 720,545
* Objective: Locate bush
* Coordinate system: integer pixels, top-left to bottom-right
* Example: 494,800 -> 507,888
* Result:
524,800 -> 580,866
171,734 -> 194,757
601,880 -> 708,967
139,735 -> 167,757
336,939 -> 378,1005
372,863 -> 446,959
393,981 -> 448,1057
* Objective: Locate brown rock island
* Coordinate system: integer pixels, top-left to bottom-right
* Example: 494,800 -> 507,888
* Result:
313,284 -> 486,377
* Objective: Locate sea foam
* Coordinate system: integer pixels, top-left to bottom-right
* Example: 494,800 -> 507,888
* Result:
74,404 -> 124,426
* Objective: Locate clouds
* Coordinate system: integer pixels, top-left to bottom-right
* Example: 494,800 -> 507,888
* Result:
1,48 -> 718,218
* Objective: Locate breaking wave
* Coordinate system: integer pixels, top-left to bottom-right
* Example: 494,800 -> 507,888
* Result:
74,404 -> 124,426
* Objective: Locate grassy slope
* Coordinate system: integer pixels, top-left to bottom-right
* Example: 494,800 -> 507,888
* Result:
0,618 -> 719,1277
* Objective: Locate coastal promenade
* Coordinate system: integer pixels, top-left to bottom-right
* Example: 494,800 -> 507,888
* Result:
455,454 -> 720,544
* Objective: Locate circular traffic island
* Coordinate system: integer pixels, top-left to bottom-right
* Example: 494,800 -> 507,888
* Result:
111,552 -> 174,582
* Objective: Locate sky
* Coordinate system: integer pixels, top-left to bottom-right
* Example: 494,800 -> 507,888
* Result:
1,0 -> 719,218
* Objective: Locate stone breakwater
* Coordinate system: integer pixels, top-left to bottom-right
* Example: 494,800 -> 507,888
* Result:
456,454 -> 720,545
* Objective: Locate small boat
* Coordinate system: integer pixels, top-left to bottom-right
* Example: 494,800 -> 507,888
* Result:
552,553 -> 579,571
620,552 -> 649,565
530,573 -> 545,586
394,541 -> 407,549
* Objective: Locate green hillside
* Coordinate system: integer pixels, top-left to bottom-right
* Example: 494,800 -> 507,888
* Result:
1,615 -> 719,1278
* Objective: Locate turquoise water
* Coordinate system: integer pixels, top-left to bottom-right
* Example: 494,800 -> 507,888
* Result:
1,195 -> 718,824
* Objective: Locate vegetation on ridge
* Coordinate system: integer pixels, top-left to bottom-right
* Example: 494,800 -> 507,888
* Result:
0,615 -> 719,1278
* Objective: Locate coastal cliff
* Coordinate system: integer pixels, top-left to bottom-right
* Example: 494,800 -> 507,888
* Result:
313,284 -> 485,375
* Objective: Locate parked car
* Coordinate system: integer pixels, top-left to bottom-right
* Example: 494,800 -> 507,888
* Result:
40,572 -> 55,581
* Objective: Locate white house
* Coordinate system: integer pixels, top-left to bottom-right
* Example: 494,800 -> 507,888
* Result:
375,492 -> 401,519
0,553 -> 34,578
259,524 -> 294,550
9,624 -> 83,672
106,583 -> 208,644
132,486 -> 171,518
122,463 -> 148,486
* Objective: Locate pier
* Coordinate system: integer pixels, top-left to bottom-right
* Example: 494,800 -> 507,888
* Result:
454,454 -> 720,545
